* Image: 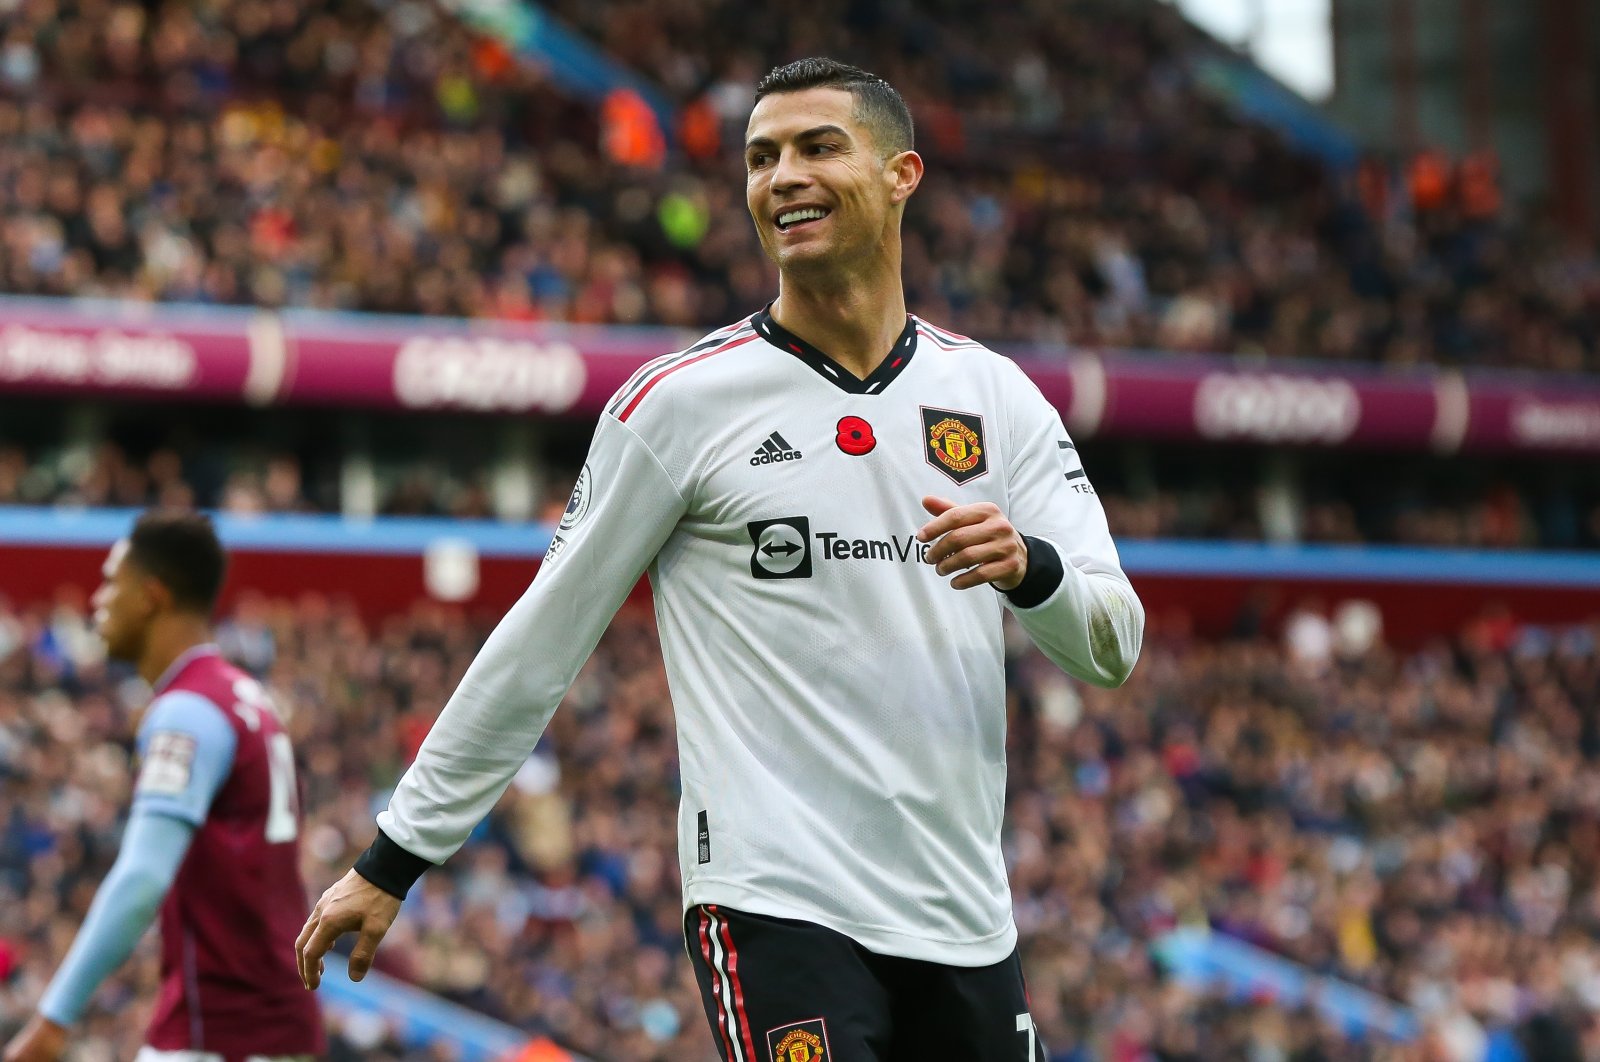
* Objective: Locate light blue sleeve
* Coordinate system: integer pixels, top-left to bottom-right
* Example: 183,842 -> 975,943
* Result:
131,690 -> 238,826
37,811 -> 195,1026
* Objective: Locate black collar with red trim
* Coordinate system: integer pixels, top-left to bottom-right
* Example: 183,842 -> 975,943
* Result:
753,304 -> 917,395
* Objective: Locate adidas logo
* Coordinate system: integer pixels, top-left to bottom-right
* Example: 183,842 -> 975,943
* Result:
750,431 -> 803,466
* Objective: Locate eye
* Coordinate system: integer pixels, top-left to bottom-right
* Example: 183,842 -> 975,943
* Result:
747,152 -> 772,169
808,143 -> 836,155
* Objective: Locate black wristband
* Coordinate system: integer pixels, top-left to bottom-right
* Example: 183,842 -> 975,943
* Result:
1002,535 -> 1064,609
352,829 -> 433,899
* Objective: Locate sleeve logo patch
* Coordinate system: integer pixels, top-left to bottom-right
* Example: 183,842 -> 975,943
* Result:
137,731 -> 198,796
767,1018 -> 829,1062
921,406 -> 988,485
545,534 -> 568,565
1057,439 -> 1092,490
558,464 -> 592,530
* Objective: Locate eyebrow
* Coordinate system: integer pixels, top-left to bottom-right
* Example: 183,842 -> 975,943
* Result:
745,124 -> 852,152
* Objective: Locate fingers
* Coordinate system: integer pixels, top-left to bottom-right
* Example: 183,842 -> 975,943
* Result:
923,513 -> 1009,567
347,921 -> 385,982
299,881 -> 353,989
928,508 -> 998,556
950,559 -> 1025,591
928,518 -> 1011,569
932,537 -> 1012,577
295,899 -> 324,990
918,500 -> 1026,590
295,903 -> 320,989
923,523 -> 1026,592
917,498 -> 993,543
300,918 -> 342,990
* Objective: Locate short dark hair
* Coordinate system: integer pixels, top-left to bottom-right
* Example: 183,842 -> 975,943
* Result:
754,58 -> 914,157
127,509 -> 227,614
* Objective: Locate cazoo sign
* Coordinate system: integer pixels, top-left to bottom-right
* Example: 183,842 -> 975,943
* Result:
1193,373 -> 1361,444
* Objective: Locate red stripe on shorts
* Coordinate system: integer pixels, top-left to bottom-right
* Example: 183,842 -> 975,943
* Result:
712,905 -> 759,1062
698,907 -> 738,1061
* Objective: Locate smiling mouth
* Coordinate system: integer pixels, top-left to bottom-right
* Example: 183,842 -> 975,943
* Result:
775,207 -> 831,232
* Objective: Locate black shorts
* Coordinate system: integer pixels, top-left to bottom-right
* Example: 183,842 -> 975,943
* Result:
684,904 -> 1046,1062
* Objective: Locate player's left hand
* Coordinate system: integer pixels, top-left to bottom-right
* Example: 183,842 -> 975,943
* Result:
3,1015 -> 68,1062
917,496 -> 1028,591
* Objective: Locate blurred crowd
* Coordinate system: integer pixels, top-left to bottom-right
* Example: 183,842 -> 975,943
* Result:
1,590 -> 1599,1060
0,0 -> 1595,369
0,440 -> 502,520
5,437 -> 1600,551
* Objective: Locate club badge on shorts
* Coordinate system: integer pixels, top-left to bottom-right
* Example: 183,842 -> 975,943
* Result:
921,406 -> 988,485
767,1018 -> 829,1062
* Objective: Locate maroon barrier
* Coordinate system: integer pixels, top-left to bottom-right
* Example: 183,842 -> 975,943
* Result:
1463,376 -> 1600,453
0,300 -> 256,401
279,315 -> 684,414
3,543 -> 1593,650
2,298 -> 1600,455
1088,357 -> 1439,449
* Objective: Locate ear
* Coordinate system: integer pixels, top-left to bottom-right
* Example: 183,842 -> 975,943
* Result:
885,150 -> 924,206
139,572 -> 175,616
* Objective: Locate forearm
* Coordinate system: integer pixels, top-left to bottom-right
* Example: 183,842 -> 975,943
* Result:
1006,537 -> 1144,687
371,414 -> 685,888
372,632 -> 575,872
37,814 -> 193,1026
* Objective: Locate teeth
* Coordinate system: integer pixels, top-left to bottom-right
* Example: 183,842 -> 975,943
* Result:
778,208 -> 828,228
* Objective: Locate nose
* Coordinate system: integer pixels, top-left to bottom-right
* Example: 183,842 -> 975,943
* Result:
92,584 -> 109,610
770,145 -> 812,195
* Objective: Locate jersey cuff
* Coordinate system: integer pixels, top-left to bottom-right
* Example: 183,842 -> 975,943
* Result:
353,828 -> 433,899
1002,536 -> 1064,609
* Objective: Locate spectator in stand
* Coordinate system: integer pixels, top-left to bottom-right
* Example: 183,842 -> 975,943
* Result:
0,0 -> 1594,370
2,590 -> 1598,1059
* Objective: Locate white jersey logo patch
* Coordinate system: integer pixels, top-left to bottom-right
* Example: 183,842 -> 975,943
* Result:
137,731 -> 198,796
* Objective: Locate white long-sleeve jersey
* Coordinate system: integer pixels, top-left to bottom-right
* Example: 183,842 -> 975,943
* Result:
375,308 -> 1144,966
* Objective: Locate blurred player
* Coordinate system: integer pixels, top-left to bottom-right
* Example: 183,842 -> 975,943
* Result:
4,511 -> 322,1062
299,58 -> 1143,1059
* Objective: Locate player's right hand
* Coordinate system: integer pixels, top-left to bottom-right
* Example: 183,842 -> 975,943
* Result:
295,868 -> 402,990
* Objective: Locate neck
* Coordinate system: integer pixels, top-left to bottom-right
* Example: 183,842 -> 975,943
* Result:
138,615 -> 214,687
771,252 -> 906,381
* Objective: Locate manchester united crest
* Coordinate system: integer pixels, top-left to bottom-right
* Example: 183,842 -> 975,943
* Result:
767,1019 -> 829,1062
921,406 -> 989,485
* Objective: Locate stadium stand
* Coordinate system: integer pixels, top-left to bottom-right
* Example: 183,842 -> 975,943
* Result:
0,0 -> 1594,367
2,593 -> 1598,1059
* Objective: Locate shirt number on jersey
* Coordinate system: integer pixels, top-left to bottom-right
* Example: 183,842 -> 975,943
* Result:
231,678 -> 299,843
264,732 -> 300,843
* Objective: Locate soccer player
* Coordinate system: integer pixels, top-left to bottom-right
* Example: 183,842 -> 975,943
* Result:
298,58 -> 1143,1058
4,511 -> 322,1062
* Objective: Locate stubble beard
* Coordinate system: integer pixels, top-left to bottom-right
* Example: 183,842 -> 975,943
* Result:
771,225 -> 879,288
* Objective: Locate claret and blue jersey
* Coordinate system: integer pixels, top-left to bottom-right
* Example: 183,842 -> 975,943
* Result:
40,645 -> 322,1060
